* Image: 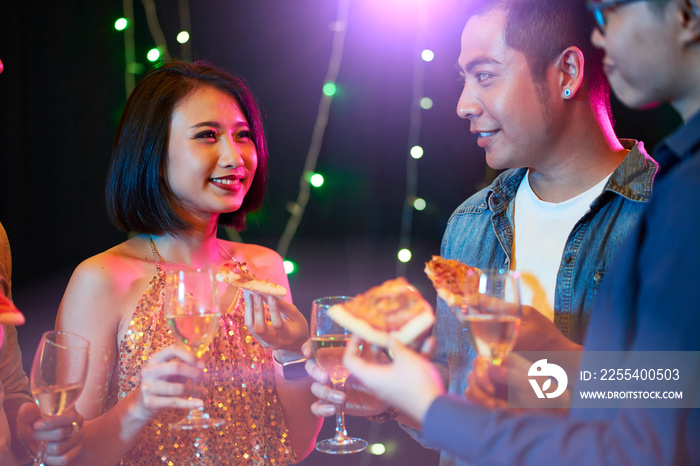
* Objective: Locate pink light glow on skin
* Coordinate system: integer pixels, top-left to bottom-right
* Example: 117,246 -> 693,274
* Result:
359,0 -> 455,32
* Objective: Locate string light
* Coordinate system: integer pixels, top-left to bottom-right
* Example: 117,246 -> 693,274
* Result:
397,1 -> 430,275
413,197 -> 427,211
410,145 -> 424,159
398,249 -> 412,263
146,48 -> 161,62
322,82 -> 338,97
283,260 -> 297,275
309,173 -> 325,188
276,0 -> 351,260
369,443 -> 386,455
419,97 -> 433,109
177,31 -> 190,44
114,18 -> 129,31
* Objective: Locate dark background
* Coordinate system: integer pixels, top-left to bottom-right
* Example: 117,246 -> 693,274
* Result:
0,1 -> 682,464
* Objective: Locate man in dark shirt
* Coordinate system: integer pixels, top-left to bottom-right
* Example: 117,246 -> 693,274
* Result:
342,0 -> 700,463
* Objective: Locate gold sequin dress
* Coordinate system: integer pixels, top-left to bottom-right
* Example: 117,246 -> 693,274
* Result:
106,269 -> 296,465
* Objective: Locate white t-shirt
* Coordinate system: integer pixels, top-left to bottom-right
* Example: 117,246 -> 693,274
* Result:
512,171 -> 611,321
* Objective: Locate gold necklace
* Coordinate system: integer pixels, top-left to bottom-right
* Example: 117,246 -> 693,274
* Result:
216,242 -> 242,266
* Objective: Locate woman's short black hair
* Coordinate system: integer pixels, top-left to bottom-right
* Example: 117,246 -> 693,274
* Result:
106,60 -> 268,234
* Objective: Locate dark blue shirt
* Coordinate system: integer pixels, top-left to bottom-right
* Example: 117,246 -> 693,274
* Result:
423,111 -> 700,465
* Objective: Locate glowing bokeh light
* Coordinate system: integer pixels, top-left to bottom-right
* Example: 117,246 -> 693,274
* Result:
176,31 -> 190,44
421,49 -> 435,62
147,48 -> 161,62
413,198 -> 426,211
410,145 -> 424,159
310,173 -> 324,188
126,62 -> 145,74
283,260 -> 296,275
398,249 -> 412,263
369,443 -> 386,455
323,82 -> 337,97
114,18 -> 128,31
420,97 -> 433,110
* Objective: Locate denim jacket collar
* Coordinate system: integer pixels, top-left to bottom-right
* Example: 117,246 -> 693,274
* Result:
483,139 -> 655,211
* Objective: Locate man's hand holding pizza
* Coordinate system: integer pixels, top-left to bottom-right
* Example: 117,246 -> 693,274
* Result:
303,277 -> 436,424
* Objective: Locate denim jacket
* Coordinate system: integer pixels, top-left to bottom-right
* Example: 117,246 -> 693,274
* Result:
429,139 -> 657,465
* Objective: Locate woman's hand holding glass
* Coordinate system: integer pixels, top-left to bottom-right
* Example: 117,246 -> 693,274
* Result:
133,344 -> 207,421
29,331 -> 89,466
163,268 -> 223,429
302,340 -> 389,419
16,402 -> 83,466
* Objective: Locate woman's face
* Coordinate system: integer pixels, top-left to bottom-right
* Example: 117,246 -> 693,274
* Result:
166,85 -> 258,225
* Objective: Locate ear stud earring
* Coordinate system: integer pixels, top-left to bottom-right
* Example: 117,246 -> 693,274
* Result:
563,88 -> 572,98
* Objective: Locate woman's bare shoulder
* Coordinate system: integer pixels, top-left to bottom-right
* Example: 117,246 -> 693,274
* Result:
69,240 -> 149,289
225,242 -> 284,269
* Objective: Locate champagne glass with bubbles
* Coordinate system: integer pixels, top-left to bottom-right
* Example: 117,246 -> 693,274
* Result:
30,330 -> 89,466
163,267 -> 224,429
311,296 -> 368,455
459,269 -> 522,366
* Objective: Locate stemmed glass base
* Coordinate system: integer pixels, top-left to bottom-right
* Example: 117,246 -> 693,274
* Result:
169,406 -> 225,430
315,404 -> 368,454
315,437 -> 368,455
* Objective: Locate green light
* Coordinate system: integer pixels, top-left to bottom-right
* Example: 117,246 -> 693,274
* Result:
323,82 -> 337,97
147,48 -> 161,62
420,97 -> 433,110
413,198 -> 426,211
283,260 -> 296,275
310,173 -> 324,188
398,249 -> 412,263
126,62 -> 145,74
369,443 -> 386,455
177,31 -> 190,44
114,18 -> 128,31
410,145 -> 424,159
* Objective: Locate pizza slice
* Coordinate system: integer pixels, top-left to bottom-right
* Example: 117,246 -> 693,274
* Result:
0,293 -> 25,326
424,255 -> 480,307
327,277 -> 434,347
215,261 -> 287,299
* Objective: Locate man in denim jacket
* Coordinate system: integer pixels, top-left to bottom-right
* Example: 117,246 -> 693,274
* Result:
303,0 -> 657,460
340,0 -> 700,463
426,2 -> 657,463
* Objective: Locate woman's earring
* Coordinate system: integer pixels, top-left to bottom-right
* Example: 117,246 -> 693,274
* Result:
563,88 -> 572,98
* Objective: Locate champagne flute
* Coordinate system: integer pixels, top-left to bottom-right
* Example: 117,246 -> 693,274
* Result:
456,269 -> 522,366
310,296 -> 368,455
30,330 -> 90,466
163,267 -> 224,429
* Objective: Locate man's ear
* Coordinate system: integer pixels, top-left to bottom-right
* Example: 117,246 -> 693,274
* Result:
679,0 -> 700,45
557,46 -> 585,100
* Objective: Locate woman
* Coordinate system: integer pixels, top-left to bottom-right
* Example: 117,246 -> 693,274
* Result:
56,61 -> 321,465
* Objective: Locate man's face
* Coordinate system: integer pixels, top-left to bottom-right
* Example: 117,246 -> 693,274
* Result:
591,2 -> 682,110
456,9 -> 557,171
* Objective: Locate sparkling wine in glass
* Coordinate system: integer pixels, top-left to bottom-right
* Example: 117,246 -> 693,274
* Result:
459,269 -> 522,366
311,296 -> 368,455
30,330 -> 90,466
163,267 -> 224,429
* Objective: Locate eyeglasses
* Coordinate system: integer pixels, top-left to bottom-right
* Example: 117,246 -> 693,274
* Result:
586,0 -> 648,32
